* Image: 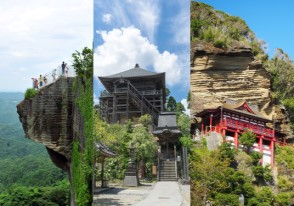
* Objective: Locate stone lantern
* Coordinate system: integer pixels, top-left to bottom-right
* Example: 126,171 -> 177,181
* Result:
123,143 -> 139,186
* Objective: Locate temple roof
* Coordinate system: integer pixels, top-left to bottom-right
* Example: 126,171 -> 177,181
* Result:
98,63 -> 165,91
158,112 -> 178,127
96,141 -> 116,158
101,64 -> 162,78
153,112 -> 182,138
195,100 -> 271,122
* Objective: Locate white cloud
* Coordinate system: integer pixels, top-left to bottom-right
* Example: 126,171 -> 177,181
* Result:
171,6 -> 190,45
95,0 -> 160,42
181,98 -> 190,116
94,26 -> 182,86
0,0 -> 92,91
102,14 -> 112,24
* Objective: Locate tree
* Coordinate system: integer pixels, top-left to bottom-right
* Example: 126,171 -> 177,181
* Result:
72,47 -> 93,80
239,130 -> 256,152
177,114 -> 190,137
139,114 -> 152,129
167,96 -> 177,112
187,91 -> 190,109
130,125 -> 157,179
165,88 -> 171,98
176,102 -> 185,114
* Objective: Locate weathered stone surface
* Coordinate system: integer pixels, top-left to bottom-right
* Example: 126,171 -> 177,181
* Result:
190,42 -> 292,138
17,78 -> 77,163
17,77 -> 86,206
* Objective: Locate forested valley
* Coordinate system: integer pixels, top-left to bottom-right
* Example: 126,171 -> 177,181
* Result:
0,92 -> 69,206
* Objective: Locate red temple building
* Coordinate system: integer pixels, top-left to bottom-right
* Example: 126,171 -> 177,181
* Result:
193,100 -> 286,168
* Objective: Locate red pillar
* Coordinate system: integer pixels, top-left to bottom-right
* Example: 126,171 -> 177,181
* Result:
202,122 -> 204,134
259,136 -> 263,165
234,130 -> 239,149
222,128 -> 226,137
270,140 -> 274,168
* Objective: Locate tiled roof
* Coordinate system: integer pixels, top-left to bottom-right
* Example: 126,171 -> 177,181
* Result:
99,64 -> 162,78
96,141 -> 116,157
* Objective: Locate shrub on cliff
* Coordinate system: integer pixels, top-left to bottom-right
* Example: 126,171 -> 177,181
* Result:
24,88 -> 37,100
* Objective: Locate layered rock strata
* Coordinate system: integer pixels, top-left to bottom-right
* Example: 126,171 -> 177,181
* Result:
17,77 -> 84,205
190,42 -> 292,138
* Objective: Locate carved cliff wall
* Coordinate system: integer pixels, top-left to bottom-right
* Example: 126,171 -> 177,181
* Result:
17,77 -> 85,206
190,42 -> 292,138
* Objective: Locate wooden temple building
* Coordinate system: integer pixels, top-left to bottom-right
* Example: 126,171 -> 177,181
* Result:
98,64 -> 165,125
98,64 -> 188,182
193,100 -> 286,168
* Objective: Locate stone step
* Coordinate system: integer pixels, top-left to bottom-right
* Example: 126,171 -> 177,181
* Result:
159,178 -> 177,181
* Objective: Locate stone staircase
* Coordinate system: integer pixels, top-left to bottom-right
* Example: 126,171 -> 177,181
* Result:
159,160 -> 177,181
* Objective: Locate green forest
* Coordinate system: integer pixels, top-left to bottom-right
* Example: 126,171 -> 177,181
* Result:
0,92 -> 69,206
190,2 -> 294,205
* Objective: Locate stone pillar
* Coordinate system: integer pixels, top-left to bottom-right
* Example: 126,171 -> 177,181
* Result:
210,114 -> 213,132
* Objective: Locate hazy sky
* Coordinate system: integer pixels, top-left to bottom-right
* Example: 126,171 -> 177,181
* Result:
93,0 -> 190,109
0,0 -> 92,92
197,0 -> 294,60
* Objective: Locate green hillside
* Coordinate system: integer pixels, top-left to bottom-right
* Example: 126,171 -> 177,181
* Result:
0,92 -> 68,206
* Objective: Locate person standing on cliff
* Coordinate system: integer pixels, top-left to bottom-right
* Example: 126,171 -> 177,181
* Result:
61,61 -> 66,76
43,75 -> 48,85
32,78 -> 38,89
52,69 -> 57,81
39,75 -> 43,87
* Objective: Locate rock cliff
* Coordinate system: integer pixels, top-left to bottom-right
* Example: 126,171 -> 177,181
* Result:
190,42 -> 292,138
17,77 -> 85,205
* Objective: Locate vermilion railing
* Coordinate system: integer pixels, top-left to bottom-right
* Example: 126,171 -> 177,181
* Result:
225,118 -> 274,137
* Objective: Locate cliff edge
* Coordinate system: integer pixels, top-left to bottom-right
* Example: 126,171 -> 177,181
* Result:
17,77 -> 86,206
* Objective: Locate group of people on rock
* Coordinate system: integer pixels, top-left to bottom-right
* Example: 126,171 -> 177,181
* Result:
32,61 -> 69,89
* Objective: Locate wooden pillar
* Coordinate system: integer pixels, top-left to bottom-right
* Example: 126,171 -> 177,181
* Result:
140,95 -> 143,116
113,95 -> 116,123
259,136 -> 263,165
234,130 -> 239,149
127,84 -> 129,120
270,140 -> 274,168
202,122 -> 204,134
101,157 -> 105,187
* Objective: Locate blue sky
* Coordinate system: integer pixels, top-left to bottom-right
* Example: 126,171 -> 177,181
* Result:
0,0 -> 92,92
196,0 -> 294,60
93,0 -> 190,110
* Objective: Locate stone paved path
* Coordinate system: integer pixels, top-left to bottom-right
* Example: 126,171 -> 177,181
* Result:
93,181 -> 190,206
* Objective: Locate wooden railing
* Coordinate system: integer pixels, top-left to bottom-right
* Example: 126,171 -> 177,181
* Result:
127,82 -> 159,123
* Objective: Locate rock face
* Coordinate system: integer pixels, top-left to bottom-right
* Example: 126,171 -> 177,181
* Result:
17,77 -> 84,205
190,42 -> 292,138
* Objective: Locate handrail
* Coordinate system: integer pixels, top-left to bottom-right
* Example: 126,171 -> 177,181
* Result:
127,82 -> 159,123
128,82 -> 160,113
34,65 -> 76,89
